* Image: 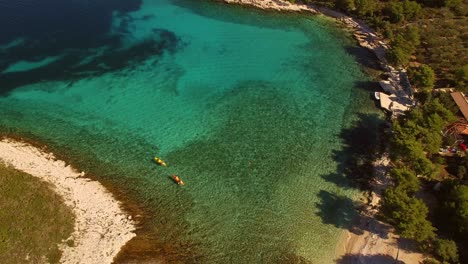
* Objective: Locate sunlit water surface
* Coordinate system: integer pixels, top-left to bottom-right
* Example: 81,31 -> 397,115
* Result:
0,0 -> 380,262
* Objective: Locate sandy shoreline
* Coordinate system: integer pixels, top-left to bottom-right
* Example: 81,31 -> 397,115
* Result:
0,138 -> 136,264
334,155 -> 424,263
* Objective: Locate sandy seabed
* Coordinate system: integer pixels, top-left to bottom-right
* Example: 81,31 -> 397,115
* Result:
0,138 -> 136,264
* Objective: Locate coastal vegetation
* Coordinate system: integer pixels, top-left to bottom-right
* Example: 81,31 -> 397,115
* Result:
408,64 -> 435,91
287,0 -> 467,262
0,163 -> 74,263
0,0 -> 464,262
296,0 -> 467,92
379,96 -> 465,262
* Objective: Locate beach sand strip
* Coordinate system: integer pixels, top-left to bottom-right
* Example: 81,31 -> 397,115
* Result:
0,138 -> 136,264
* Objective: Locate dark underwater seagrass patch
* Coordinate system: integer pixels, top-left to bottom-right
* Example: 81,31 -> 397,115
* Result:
0,0 -> 183,95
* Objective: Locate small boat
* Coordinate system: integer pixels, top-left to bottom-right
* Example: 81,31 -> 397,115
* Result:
374,92 -> 380,100
172,174 -> 185,186
154,157 -> 167,166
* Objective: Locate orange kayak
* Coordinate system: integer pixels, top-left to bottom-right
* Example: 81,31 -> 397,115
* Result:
172,174 -> 185,186
154,157 -> 167,166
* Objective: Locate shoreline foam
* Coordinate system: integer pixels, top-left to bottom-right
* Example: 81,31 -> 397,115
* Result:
0,138 -> 136,264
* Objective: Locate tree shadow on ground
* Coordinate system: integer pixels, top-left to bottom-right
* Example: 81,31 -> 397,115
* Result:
315,190 -> 391,239
335,254 -> 404,264
315,113 -> 391,239
354,80 -> 382,93
315,190 -> 357,229
396,237 -> 422,253
322,113 -> 386,190
345,46 -> 384,72
354,80 -> 385,112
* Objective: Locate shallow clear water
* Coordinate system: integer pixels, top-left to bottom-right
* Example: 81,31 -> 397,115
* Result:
0,0 -> 380,262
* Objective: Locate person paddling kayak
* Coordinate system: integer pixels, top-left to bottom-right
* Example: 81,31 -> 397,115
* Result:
172,174 -> 184,186
154,157 -> 167,166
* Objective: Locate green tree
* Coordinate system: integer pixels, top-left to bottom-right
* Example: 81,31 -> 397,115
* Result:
434,93 -> 459,115
386,1 -> 405,23
421,127 -> 443,155
455,64 -> 468,93
355,0 -> 378,16
381,188 -> 436,242
409,64 -> 435,90
402,0 -> 422,20
445,184 -> 468,235
387,46 -> 411,66
391,99 -> 454,176
423,99 -> 456,123
444,0 -> 465,15
390,167 -> 420,194
336,0 -> 356,11
387,33 -> 418,66
385,0 -> 421,23
404,25 -> 421,46
433,238 -> 459,263
392,137 -> 435,176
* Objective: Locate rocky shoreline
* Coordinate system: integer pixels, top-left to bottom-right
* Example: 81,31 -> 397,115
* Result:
0,139 -> 136,264
222,0 -> 320,12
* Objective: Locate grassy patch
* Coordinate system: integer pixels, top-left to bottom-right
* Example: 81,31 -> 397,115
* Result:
0,163 -> 74,263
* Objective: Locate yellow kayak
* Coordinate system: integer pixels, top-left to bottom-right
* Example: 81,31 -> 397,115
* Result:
154,157 -> 167,166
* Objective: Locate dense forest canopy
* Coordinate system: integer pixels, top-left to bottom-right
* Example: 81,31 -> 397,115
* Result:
294,0 -> 468,92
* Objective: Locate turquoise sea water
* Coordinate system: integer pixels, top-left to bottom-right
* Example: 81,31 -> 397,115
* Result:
0,0 -> 381,262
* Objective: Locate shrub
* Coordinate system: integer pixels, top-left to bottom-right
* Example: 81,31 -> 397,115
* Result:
385,0 -> 422,23
390,167 -> 420,194
457,166 -> 466,179
433,238 -> 459,263
387,30 -> 419,66
409,64 -> 435,91
355,0 -> 378,16
445,185 -> 468,235
455,64 -> 468,92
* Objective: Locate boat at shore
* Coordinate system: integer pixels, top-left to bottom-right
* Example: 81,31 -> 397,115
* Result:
374,91 -> 380,100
